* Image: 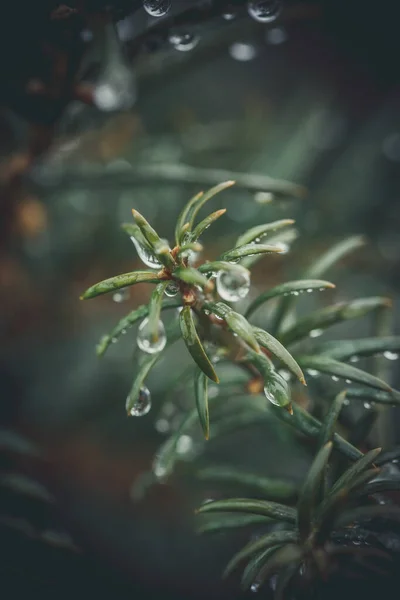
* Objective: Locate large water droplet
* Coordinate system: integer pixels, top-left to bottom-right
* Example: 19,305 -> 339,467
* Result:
331,375 -> 339,382
112,287 -> 130,303
310,328 -> 323,338
165,281 -> 179,297
363,401 -> 372,410
129,386 -> 151,416
264,371 -> 290,407
383,351 -> 399,360
250,582 -> 260,593
143,0 -> 171,17
247,0 -> 282,23
131,236 -> 162,269
169,31 -> 199,52
137,317 -> 167,354
216,270 -> 250,302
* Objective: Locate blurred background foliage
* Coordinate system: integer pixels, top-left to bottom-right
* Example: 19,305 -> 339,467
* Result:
0,1 -> 399,598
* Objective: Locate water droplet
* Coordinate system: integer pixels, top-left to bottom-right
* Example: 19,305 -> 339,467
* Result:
229,42 -> 257,61
345,379 -> 352,384
350,355 -> 359,363
137,317 -> 167,354
169,31 -> 199,52
393,459 -> 399,464
247,0 -> 282,23
264,371 -> 290,407
306,288 -> 313,293
176,434 -> 193,455
307,369 -> 320,378
112,287 -> 130,303
165,281 -> 179,297
383,351 -> 399,360
310,328 -> 323,338
292,291 -> 299,296
111,337 -> 117,344
343,397 -> 350,406
130,237 -> 162,269
363,401 -> 372,410
155,418 -> 170,433
331,376 -> 339,382
250,582 -> 260,593
129,386 -> 151,416
216,270 -> 250,302
143,0 -> 171,17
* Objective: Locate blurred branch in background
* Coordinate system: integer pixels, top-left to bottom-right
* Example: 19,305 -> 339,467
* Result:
30,161 -> 307,197
1,1 -> 400,598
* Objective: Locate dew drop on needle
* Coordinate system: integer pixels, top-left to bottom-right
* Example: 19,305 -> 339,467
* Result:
164,281 -> 179,297
247,0 -> 282,24
131,237 -> 162,269
129,386 -> 151,416
216,270 -> 250,302
143,0 -> 171,18
137,317 -> 167,354
169,32 -> 199,52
